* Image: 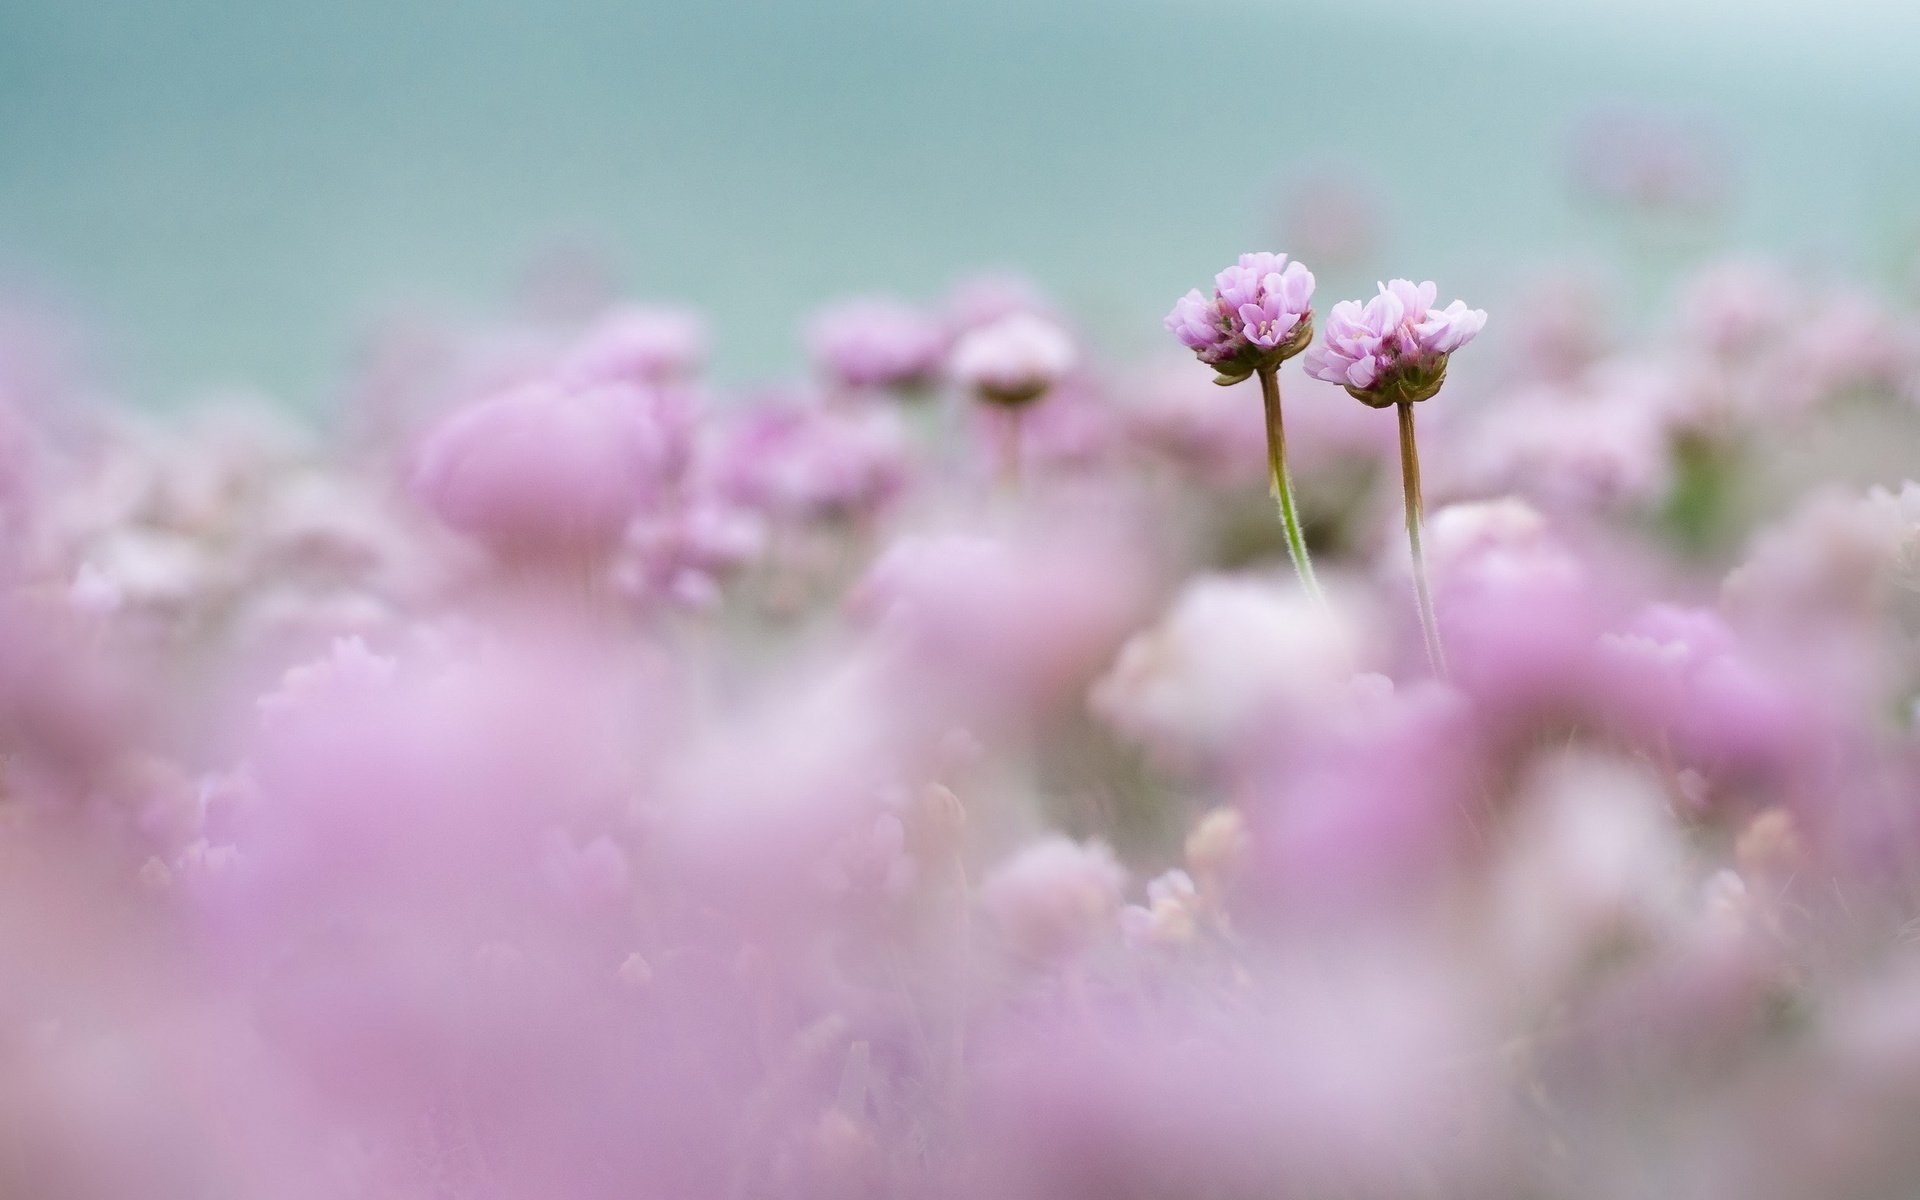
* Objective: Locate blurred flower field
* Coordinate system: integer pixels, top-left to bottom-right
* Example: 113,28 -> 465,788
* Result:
9,145 -> 1920,1197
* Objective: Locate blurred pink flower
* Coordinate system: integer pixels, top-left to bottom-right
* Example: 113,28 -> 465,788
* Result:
712,397 -> 911,524
806,297 -> 948,391
980,835 -> 1125,963
558,303 -> 709,387
949,312 -> 1078,406
1091,573 -> 1374,772
411,380 -> 676,562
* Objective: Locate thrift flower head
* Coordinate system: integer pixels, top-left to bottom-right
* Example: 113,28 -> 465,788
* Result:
559,304 -> 709,386
1091,574 -> 1370,769
411,379 -> 673,560
806,297 -> 948,391
948,312 -> 1078,406
1304,279 -> 1487,406
714,401 -> 910,523
1164,252 -> 1316,383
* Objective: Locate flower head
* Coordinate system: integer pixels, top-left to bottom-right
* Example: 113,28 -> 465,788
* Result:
559,304 -> 709,387
806,297 -> 948,392
949,312 -> 1078,406
411,380 -> 674,560
1304,280 -> 1486,407
1164,252 -> 1317,383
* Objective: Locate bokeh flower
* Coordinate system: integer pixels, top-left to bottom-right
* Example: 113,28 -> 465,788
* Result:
411,379 -> 676,562
949,312 -> 1078,407
806,297 -> 948,392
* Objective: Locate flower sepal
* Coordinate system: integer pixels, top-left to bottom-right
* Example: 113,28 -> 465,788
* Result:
1209,318 -> 1315,387
1347,356 -> 1449,408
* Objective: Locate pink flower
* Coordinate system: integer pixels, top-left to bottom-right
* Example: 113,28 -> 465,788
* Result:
852,523 -> 1150,728
1679,258 -> 1795,358
1457,377 -> 1673,513
979,835 -> 1126,962
712,398 -> 911,523
1596,605 -> 1804,791
948,312 -> 1078,406
558,304 -> 709,386
1164,252 -> 1316,382
1303,279 -> 1486,406
1091,574 -> 1373,772
411,380 -> 674,561
806,297 -> 948,391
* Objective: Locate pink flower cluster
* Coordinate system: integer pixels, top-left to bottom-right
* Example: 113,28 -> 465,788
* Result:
1164,252 -> 1317,381
2,243 -> 1920,1200
949,312 -> 1079,406
1303,278 -> 1488,405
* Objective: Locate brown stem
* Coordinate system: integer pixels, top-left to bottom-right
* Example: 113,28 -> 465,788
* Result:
1397,399 -> 1448,679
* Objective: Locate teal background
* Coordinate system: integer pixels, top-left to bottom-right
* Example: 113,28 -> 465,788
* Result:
1,0 -> 1916,406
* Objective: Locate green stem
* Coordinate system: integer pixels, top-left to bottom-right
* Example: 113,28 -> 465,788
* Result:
1396,399 -> 1448,679
1256,365 -> 1323,602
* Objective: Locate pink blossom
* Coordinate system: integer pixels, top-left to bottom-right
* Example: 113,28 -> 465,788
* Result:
411,380 -> 674,561
1164,252 -> 1316,382
852,523 -> 1150,727
949,312 -> 1078,406
1596,604 -> 1804,790
1457,378 -> 1673,513
805,297 -> 948,391
712,397 -> 910,524
1569,106 -> 1731,216
944,272 -> 1059,332
1303,279 -> 1486,405
1091,573 -> 1374,771
558,304 -> 709,386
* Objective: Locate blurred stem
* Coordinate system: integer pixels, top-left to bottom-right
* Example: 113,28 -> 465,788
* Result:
1658,432 -> 1736,559
997,407 -> 1023,493
1256,365 -> 1322,602
1396,399 -> 1449,680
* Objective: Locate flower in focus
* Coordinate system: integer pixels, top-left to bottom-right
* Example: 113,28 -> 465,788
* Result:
1304,279 -> 1486,406
1164,252 -> 1316,383
949,312 -> 1078,407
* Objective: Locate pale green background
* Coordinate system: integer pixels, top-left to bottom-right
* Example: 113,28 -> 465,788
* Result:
1,0 -> 1915,406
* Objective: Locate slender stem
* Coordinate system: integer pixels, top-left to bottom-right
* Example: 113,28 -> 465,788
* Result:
1396,399 -> 1448,679
1256,365 -> 1323,602
996,407 -> 1023,493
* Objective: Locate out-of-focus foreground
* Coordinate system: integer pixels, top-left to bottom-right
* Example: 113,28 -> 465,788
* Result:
4,241 -> 1920,1198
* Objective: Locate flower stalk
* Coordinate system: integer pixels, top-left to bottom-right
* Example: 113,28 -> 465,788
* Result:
1395,399 -> 1447,678
1257,364 -> 1322,602
1304,278 -> 1484,679
1164,252 -> 1323,596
